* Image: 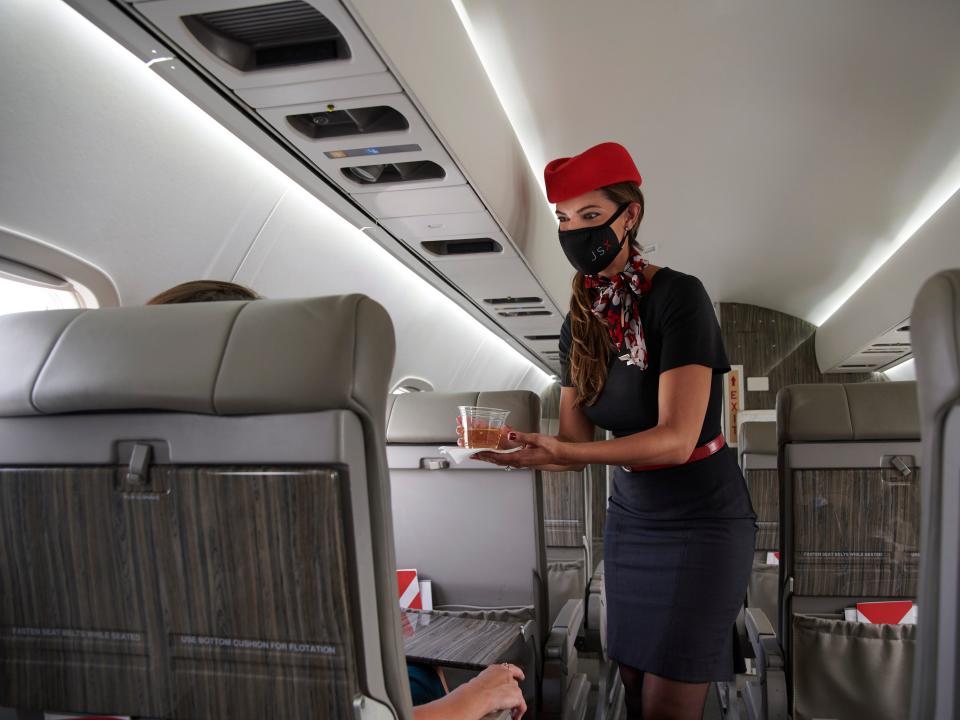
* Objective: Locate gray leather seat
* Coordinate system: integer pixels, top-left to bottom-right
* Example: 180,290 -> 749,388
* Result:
910,269 -> 960,720
385,391 -> 590,720
0,296 -> 412,719
745,382 -> 921,720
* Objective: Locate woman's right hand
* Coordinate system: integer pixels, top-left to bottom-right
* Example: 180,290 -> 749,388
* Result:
455,419 -> 523,450
450,663 -> 526,719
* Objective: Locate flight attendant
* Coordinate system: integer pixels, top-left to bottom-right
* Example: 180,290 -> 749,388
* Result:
474,142 -> 756,720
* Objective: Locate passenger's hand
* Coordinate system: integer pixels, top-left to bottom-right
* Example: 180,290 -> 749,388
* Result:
450,663 -> 526,719
476,431 -> 567,469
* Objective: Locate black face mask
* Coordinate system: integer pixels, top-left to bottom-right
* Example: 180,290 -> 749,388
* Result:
558,203 -> 629,276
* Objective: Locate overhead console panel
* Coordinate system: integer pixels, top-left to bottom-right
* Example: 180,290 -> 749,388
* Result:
136,0 -> 385,89
100,0 -> 564,372
823,318 -> 912,374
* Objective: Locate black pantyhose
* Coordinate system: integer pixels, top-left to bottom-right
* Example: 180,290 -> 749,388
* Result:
618,663 -> 709,720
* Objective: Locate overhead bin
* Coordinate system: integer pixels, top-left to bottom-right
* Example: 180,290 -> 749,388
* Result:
137,0 -> 385,90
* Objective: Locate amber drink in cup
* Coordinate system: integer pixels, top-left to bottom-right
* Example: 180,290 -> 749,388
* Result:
458,406 -> 511,449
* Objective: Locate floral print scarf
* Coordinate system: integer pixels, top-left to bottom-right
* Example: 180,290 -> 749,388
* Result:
584,252 -> 652,369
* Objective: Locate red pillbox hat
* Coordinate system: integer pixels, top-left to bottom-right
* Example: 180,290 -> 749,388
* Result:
543,142 -> 642,203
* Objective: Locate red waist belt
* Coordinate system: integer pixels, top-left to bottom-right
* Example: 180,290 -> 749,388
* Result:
621,433 -> 726,473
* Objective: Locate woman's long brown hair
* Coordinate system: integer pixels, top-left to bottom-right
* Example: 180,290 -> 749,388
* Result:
568,182 -> 645,407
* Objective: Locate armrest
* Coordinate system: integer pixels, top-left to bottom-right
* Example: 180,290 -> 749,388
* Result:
584,563 -> 606,656
744,607 -> 783,673
546,598 -> 585,661
745,606 -> 775,637
543,599 -> 586,720
742,608 -> 788,720
590,560 -> 604,590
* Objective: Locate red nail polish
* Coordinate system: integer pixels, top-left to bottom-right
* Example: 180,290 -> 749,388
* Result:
508,432 -> 517,441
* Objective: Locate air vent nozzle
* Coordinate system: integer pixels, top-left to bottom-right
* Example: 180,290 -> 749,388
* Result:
484,296 -> 543,305
183,1 -> 350,72
420,239 -> 503,256
498,310 -> 551,318
343,161 -> 444,185
288,106 -> 409,140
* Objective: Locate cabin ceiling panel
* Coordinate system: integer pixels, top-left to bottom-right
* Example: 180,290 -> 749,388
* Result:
230,187 -> 553,394
816,187 -> 960,372
381,212 -> 502,244
431,256 -> 556,309
353,185 -> 484,219
494,313 -> 563,338
0,0 -> 290,305
452,0 -> 960,321
236,72 -> 400,109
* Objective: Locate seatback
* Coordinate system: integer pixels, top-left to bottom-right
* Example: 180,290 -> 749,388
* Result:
385,390 -> 546,629
0,296 -> 408,720
777,381 -> 921,720
911,269 -> 960,720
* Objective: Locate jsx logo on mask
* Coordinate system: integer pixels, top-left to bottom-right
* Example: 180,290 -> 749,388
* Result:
558,204 -> 629,276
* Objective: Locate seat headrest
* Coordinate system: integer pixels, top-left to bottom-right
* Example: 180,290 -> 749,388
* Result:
385,390 -> 541,443
0,294 -> 394,417
739,421 -> 777,456
912,270 -> 960,424
777,382 -> 920,444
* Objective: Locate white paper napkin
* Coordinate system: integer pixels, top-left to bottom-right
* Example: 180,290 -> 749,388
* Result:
438,445 -> 523,465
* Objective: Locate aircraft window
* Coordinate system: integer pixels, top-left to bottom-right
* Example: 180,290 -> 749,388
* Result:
391,377 -> 433,394
287,106 -> 409,140
342,161 -> 445,185
182,1 -> 351,72
0,274 -> 82,317
420,238 -> 503,256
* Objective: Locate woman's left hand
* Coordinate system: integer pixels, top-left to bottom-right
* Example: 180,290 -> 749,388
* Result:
474,431 -> 568,468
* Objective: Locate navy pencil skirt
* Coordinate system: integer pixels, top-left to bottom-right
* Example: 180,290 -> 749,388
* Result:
604,466 -> 757,682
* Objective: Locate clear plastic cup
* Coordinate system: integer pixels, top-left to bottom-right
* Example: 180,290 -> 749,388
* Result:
458,406 -> 511,449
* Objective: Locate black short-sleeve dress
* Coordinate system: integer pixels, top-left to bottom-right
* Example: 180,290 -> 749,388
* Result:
559,267 -> 756,682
